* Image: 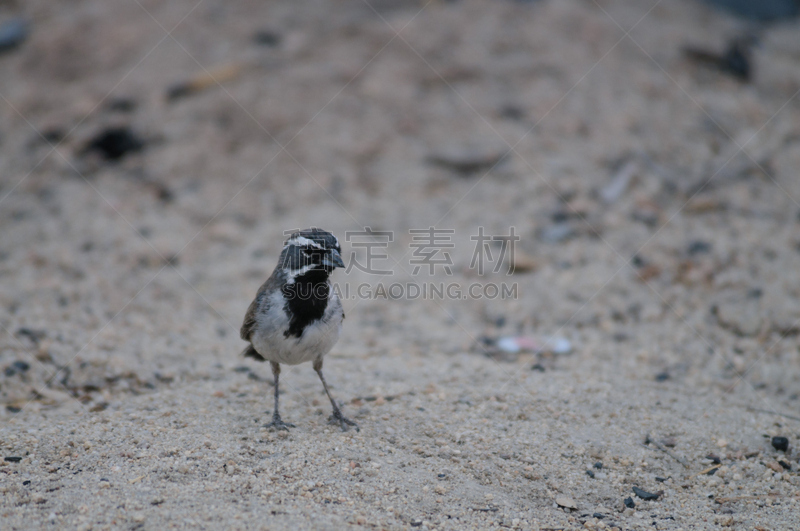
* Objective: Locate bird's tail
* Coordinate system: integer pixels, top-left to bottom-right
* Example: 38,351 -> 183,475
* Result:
241,344 -> 265,361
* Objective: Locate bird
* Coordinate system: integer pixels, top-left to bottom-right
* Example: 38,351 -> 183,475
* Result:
240,228 -> 358,432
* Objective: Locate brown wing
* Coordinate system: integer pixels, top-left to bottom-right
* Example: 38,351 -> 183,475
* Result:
239,296 -> 260,341
239,274 -> 281,341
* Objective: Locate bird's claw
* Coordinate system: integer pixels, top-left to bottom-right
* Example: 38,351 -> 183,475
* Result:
264,415 -> 295,431
328,410 -> 359,432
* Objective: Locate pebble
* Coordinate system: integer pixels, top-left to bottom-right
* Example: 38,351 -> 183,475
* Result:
540,223 -> 575,243
714,301 -> 761,337
687,240 -> 712,256
0,18 -> 28,53
82,127 -> 145,161
426,146 -> 508,176
632,486 -> 660,501
253,30 -> 281,47
704,0 -> 798,21
771,436 -> 789,452
600,160 -> 636,204
496,335 -> 572,355
555,496 -> 578,510
623,497 -> 635,509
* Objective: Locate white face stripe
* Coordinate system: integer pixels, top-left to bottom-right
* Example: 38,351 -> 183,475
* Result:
286,236 -> 325,249
283,263 -> 316,284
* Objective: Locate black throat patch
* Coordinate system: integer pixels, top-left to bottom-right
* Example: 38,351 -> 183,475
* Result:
282,269 -> 331,338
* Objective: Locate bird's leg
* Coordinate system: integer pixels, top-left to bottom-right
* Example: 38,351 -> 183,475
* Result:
314,358 -> 359,432
265,361 -> 295,431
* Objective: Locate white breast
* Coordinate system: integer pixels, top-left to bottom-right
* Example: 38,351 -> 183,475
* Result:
251,284 -> 343,366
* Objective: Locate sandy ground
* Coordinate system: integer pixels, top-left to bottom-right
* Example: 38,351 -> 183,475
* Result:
2,0 -> 800,529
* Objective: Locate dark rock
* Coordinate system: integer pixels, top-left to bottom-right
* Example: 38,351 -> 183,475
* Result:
593,462 -> 603,469
254,30 -> 281,47
4,456 -> 22,463
624,497 -> 635,509
687,240 -> 712,256
83,127 -> 145,161
771,436 -> 789,452
41,128 -> 65,144
655,372 -> 670,382
499,105 -> 525,121
684,38 -> 752,82
426,147 -> 508,176
0,18 -> 29,53
540,223 -> 575,243
719,41 -> 751,81
107,98 -> 137,113
16,327 -> 46,343
702,0 -> 799,21
586,470 -> 595,478
632,486 -> 661,500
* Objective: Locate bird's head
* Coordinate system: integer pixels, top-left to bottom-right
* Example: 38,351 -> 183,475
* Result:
278,228 -> 344,281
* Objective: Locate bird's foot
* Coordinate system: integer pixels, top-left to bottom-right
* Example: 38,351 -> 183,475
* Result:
264,414 -> 295,431
328,409 -> 359,432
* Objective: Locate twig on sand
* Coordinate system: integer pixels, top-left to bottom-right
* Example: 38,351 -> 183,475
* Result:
746,407 -> 800,423
644,433 -> 690,469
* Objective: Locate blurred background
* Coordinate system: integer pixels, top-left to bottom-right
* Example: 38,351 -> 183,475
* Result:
1,0 -> 800,418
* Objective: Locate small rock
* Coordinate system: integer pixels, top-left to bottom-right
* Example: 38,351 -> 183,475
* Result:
704,0 -> 797,22
623,497 -> 635,509
632,486 -> 661,501
687,240 -> 712,256
714,301 -> 762,337
4,456 -> 22,463
426,146 -> 508,176
600,159 -> 637,204
766,461 -> 783,473
16,328 -> 46,343
540,223 -> 575,243
555,496 -> 578,510
715,514 -> 734,527
253,30 -> 281,47
0,18 -> 29,53
82,127 -> 145,161
496,335 -> 572,355
771,436 -> 789,452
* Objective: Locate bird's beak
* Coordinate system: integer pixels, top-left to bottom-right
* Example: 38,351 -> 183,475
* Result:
322,249 -> 345,269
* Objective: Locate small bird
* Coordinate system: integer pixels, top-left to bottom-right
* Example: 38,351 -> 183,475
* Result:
240,228 -> 358,431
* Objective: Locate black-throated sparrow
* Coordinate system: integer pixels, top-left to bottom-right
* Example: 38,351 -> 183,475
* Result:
240,228 -> 358,431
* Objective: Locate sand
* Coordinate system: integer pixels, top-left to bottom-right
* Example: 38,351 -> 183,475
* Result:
1,0 -> 800,529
